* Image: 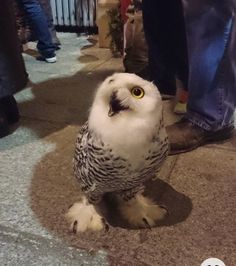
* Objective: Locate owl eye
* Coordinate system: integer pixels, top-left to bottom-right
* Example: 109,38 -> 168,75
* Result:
131,87 -> 145,99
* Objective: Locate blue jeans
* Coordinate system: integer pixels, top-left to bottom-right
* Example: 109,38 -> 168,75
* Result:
143,0 -> 236,130
39,0 -> 59,44
184,1 -> 236,131
21,0 -> 55,58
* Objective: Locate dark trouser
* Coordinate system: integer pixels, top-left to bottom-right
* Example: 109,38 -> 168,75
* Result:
21,0 -> 55,58
142,0 -> 188,95
0,0 -> 28,98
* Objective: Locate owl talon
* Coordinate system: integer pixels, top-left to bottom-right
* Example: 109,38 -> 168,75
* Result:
72,220 -> 78,234
68,204 -> 73,210
102,218 -> 110,232
120,195 -> 168,228
105,224 -> 109,232
143,218 -> 152,230
160,205 -> 169,216
66,199 -> 104,233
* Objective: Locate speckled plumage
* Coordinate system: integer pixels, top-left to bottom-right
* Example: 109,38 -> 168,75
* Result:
73,73 -> 169,204
67,73 -> 169,232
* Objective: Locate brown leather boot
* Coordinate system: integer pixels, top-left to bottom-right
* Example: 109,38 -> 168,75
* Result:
167,118 -> 235,155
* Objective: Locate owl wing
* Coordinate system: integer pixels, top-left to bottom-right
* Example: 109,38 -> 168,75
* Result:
74,121 -> 131,202
73,121 -> 91,190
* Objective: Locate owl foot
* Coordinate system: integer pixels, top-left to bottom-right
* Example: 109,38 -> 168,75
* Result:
119,194 -> 168,228
66,197 -> 106,233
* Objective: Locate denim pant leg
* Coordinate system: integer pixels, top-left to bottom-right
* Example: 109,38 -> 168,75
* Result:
39,0 -> 58,43
21,0 -> 55,58
183,1 -> 236,131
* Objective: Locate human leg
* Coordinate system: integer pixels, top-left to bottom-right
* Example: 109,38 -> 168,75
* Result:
0,95 -> 20,138
186,3 -> 235,130
21,0 -> 56,60
0,106 -> 9,138
39,0 -> 61,47
0,1 -> 28,138
143,0 -> 176,95
168,1 -> 236,154
142,0 -> 188,96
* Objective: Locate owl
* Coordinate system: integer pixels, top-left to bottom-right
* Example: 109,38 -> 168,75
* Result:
66,73 -> 169,233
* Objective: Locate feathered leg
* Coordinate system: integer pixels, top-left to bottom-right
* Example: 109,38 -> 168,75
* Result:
118,192 -> 168,228
65,196 -> 106,233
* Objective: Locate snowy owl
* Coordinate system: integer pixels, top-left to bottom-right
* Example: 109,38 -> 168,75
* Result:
66,73 -> 169,233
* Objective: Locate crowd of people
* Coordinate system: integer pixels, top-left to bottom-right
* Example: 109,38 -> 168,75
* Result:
0,0 -> 235,157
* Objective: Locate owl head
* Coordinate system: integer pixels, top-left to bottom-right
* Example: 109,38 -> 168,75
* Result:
90,73 -> 162,118
88,73 -> 164,144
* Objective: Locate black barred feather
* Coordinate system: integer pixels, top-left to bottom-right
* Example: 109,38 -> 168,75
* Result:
73,121 -> 168,204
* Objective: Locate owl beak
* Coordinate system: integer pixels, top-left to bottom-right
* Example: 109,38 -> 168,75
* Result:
108,91 -> 129,117
108,107 -> 116,117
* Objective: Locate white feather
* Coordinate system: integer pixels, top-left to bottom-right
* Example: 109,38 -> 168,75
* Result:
88,73 -> 166,166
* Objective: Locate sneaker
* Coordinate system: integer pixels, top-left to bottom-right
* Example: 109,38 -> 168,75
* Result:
167,117 -> 235,155
45,56 -> 57,63
36,55 -> 57,63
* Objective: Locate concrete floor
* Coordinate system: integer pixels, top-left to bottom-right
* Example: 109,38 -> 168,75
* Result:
0,33 -> 235,266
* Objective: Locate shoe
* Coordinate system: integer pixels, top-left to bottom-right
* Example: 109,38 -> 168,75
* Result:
45,56 -> 57,63
54,45 -> 61,51
167,118 -> 235,155
36,55 -> 57,63
0,109 -> 9,138
0,96 -> 19,124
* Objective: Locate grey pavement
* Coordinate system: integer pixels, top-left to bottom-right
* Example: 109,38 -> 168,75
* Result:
0,33 -> 235,266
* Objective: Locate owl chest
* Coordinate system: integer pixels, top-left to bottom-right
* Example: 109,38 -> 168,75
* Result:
75,129 -> 167,183
83,145 -> 159,177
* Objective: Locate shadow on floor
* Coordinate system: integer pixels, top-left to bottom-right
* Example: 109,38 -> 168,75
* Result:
29,133 -> 192,251
0,68 -> 118,152
100,178 -> 192,229
21,68 -> 116,124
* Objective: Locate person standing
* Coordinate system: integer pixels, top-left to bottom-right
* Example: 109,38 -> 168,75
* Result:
20,0 -> 57,63
167,0 -> 236,154
142,0 -> 189,97
39,0 -> 61,49
0,0 -> 28,138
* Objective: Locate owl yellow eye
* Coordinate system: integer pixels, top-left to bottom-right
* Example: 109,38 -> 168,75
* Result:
131,87 -> 145,99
